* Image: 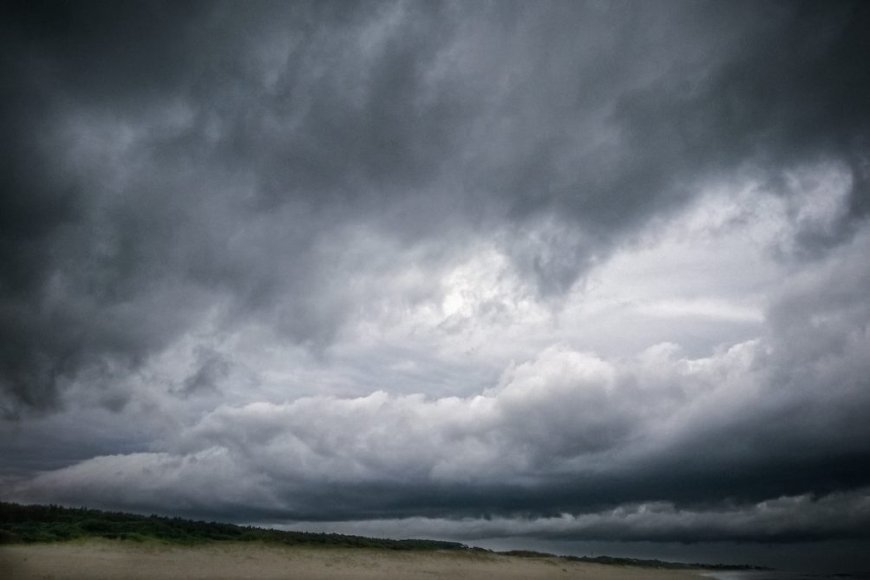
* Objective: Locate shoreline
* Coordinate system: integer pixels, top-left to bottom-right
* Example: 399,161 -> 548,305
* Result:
0,539 -> 705,580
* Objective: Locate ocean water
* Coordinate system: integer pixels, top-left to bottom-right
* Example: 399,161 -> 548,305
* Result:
701,572 -> 870,580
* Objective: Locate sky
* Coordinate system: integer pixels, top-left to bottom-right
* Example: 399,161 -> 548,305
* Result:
1,0 -> 870,573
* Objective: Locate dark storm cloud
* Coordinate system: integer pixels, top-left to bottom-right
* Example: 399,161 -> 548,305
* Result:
283,489 -> 870,545
2,0 -> 869,414
0,0 -> 472,414
1,1 -> 207,414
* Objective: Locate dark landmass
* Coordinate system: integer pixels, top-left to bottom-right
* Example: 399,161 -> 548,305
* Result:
0,502 -> 463,551
0,502 -> 765,571
501,550 -> 767,571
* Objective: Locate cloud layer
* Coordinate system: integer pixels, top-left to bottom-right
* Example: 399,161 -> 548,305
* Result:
9,215 -> 870,541
2,0 -> 870,568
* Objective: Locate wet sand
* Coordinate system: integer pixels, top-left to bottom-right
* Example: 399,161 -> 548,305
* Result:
0,540 -> 702,579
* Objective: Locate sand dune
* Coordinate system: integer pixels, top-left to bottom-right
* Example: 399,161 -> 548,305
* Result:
0,540 -> 701,579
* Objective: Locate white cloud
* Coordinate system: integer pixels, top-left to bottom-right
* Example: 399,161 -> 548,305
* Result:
7,338 -> 769,509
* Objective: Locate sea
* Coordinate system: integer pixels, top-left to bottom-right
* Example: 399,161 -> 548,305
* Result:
701,572 -> 870,580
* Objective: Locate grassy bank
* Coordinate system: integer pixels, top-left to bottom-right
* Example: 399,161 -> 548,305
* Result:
0,502 -> 465,550
0,502 -> 762,571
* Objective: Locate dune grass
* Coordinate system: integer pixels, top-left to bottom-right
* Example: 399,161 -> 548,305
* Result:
0,502 -> 762,571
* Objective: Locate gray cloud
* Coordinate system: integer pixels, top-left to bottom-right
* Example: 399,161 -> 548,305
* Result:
177,347 -> 230,397
10,224 -> 870,524
2,1 -> 869,413
279,488 -> 870,544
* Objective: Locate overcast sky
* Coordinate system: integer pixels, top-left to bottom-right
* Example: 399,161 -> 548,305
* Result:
2,0 -> 870,573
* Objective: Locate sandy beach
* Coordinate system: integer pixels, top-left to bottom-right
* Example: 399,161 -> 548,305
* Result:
0,540 -> 702,580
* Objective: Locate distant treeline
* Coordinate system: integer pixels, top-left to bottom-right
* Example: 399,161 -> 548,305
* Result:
0,502 -> 466,550
0,502 -> 764,570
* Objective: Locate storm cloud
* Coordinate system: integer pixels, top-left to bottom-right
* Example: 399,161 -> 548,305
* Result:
2,0 -> 870,572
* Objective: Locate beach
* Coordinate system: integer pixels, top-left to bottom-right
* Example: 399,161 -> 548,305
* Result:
0,540 -> 702,580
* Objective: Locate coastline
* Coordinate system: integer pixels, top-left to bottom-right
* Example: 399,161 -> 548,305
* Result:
0,539 -> 704,580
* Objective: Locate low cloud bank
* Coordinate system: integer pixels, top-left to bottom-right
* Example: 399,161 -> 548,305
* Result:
279,489 -> 870,544
10,224 -> 870,532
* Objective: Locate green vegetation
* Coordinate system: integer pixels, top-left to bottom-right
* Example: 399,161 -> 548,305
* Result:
0,502 -> 764,570
0,502 -> 465,550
